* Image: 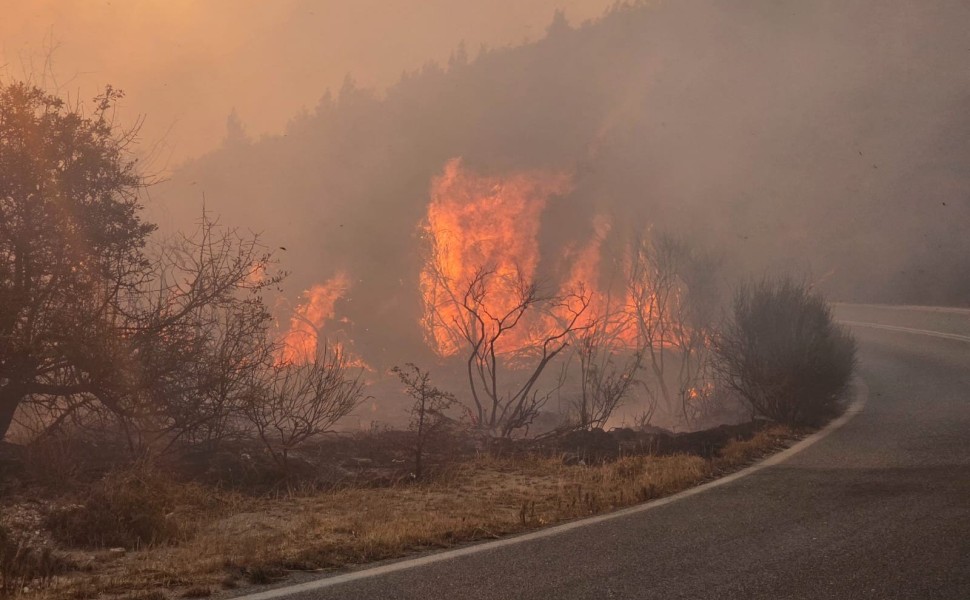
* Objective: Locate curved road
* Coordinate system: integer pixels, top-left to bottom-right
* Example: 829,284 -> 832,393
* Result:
240,305 -> 970,599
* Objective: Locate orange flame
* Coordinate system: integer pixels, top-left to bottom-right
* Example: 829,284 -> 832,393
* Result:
418,158 -> 683,361
277,272 -> 351,364
420,158 -> 573,356
555,215 -> 639,348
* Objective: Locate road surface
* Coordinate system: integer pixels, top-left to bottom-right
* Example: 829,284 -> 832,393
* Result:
239,305 -> 970,599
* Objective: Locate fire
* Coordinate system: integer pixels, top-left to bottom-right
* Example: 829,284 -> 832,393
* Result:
555,215 -> 639,348
420,159 -> 573,356
272,159 -> 684,371
277,272 -> 351,364
560,215 -> 613,299
418,158 -> 688,362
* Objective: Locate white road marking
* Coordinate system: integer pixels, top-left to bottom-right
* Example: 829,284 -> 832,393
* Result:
833,302 -> 970,316
840,320 -> 970,344
233,384 -> 869,600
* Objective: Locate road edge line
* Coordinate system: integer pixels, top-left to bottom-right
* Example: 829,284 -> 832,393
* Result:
233,381 -> 868,600
833,302 -> 970,316
840,320 -> 970,343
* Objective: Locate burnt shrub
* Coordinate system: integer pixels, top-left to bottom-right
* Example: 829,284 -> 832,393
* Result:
44,469 -> 188,549
714,276 -> 856,427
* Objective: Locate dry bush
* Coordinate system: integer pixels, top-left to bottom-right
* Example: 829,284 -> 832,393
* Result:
716,426 -> 794,469
392,363 -> 457,479
714,276 -> 856,427
566,314 -> 641,432
245,346 -> 366,471
44,469 -> 198,549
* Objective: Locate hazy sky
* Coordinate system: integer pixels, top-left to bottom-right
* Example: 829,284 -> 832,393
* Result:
1,0 -> 616,169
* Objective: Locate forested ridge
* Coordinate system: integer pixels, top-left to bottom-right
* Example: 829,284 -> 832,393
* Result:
156,0 -> 970,368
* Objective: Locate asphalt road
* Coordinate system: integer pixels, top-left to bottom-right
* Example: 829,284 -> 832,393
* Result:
240,306 -> 970,600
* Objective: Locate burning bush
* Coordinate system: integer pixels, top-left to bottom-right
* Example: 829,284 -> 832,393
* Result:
714,276 -> 856,427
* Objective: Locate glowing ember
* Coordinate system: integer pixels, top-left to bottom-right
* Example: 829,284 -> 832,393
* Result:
419,158 -> 573,356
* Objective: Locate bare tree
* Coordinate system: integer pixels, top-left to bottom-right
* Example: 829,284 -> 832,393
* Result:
627,234 -> 721,428
244,345 -> 365,469
424,264 -> 590,438
106,212 -> 283,453
18,211 -> 283,456
668,244 -> 721,427
566,295 -> 641,431
627,235 -> 682,419
392,363 -> 456,479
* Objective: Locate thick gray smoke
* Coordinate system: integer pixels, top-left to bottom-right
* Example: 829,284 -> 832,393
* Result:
153,0 -> 970,370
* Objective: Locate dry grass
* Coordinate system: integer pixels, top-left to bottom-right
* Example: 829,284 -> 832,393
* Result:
12,426 -> 795,600
714,425 -> 800,470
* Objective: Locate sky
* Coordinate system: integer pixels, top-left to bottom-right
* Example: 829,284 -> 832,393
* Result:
1,0 -> 617,169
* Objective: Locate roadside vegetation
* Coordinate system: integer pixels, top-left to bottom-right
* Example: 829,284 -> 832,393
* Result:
0,80 -> 855,599
2,425 -> 798,600
714,277 -> 858,427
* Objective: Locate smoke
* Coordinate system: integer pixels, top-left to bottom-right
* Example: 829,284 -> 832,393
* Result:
10,0 -> 968,392
1,0 -> 614,167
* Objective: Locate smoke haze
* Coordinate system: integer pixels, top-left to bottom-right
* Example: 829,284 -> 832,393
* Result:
2,0 -> 614,166
6,0 -> 970,373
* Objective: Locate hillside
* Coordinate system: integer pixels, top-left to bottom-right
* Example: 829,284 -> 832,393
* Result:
154,0 -> 970,367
